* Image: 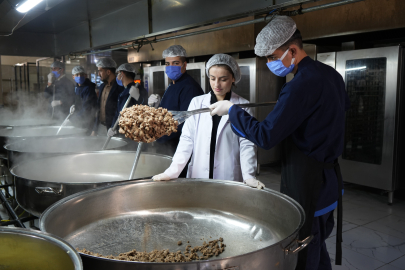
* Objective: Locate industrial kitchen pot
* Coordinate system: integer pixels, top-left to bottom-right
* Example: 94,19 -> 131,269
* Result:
0,126 -> 87,156
40,179 -> 311,270
0,227 -> 82,270
11,151 -> 172,217
0,118 -> 56,128
5,136 -> 128,168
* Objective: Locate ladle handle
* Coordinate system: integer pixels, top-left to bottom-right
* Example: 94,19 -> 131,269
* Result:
129,142 -> 143,180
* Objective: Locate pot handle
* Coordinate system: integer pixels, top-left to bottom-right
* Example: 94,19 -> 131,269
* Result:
284,235 -> 314,255
35,186 -> 63,195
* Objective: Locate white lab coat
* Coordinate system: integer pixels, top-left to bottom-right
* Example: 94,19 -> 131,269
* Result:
164,92 -> 257,181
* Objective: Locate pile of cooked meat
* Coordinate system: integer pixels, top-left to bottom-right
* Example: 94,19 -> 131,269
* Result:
77,237 -> 226,263
118,105 -> 178,143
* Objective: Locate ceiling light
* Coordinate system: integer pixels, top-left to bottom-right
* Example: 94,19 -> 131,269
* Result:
16,0 -> 44,13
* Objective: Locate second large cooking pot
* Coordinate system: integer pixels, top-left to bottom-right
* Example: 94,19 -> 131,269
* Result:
11,151 -> 172,217
40,179 -> 310,270
0,126 -> 87,155
5,136 -> 128,168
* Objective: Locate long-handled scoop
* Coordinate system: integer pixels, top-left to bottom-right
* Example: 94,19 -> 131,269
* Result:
128,142 -> 143,180
102,82 -> 140,150
56,105 -> 75,135
170,101 -> 277,125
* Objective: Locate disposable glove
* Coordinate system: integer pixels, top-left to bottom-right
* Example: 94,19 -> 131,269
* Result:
48,72 -> 55,84
129,85 -> 140,100
148,94 -> 160,108
209,100 -> 234,116
244,178 -> 265,190
69,105 -> 75,114
152,173 -> 171,181
51,100 -> 62,107
107,128 -> 116,137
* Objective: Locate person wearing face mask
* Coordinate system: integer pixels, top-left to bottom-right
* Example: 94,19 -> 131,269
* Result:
68,66 -> 97,134
152,45 -> 204,159
91,58 -> 124,136
152,54 -> 257,184
210,16 -> 350,270
107,63 -> 148,137
44,61 -> 75,120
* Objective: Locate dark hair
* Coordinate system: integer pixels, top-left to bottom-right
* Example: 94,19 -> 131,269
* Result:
279,29 -> 303,51
209,64 -> 237,87
122,71 -> 135,80
104,68 -> 116,74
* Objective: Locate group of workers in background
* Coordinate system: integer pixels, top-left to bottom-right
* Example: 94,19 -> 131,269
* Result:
44,15 -> 348,270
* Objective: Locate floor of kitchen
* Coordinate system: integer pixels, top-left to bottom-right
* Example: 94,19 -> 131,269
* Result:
257,165 -> 405,270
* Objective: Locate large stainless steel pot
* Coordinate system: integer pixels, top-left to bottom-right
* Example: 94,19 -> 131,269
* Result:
40,179 -> 310,270
0,227 -> 82,270
5,136 -> 128,168
0,126 -> 87,156
0,118 -> 56,128
11,151 -> 172,216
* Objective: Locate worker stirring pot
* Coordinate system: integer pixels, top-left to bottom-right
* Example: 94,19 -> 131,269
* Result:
210,16 -> 349,270
153,54 -> 259,186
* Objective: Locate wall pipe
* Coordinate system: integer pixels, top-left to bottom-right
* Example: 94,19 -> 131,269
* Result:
75,0 -> 364,57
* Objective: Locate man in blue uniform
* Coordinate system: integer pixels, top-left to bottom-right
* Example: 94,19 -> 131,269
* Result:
107,63 -> 148,137
91,58 -> 124,136
44,61 -> 75,120
210,16 -> 349,270
150,45 -> 204,158
69,66 -> 97,135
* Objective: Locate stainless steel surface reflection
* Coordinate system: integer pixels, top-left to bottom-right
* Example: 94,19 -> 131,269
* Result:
41,179 -> 306,270
5,136 -> 128,168
11,152 -> 172,216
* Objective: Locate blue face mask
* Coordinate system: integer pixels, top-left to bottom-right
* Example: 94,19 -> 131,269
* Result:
52,70 -> 61,79
266,48 -> 295,77
116,73 -> 124,86
74,76 -> 86,85
165,64 -> 184,81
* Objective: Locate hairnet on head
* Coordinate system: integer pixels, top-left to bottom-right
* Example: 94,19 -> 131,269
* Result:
117,63 -> 136,75
72,66 -> 85,75
162,45 -> 187,58
206,54 -> 241,84
96,58 -> 117,68
254,15 -> 297,57
50,61 -> 64,69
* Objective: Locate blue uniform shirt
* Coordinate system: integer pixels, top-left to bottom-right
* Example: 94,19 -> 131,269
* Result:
158,72 -> 204,143
229,56 -> 350,216
70,78 -> 97,131
111,82 -> 148,128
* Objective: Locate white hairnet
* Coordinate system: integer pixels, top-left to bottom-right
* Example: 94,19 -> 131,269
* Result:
96,58 -> 117,68
162,45 -> 187,58
206,54 -> 241,84
50,61 -> 64,69
117,63 -> 136,75
254,15 -> 297,57
72,65 -> 85,75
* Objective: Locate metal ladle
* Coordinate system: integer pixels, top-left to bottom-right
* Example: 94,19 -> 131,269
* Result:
56,105 -> 75,135
170,101 -> 277,124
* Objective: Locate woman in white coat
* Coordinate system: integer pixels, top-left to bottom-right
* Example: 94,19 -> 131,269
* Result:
152,54 -> 265,189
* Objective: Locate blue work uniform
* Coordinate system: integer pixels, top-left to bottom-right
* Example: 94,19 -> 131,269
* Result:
111,82 -> 148,128
157,72 -> 204,155
44,75 -> 75,120
70,78 -> 97,133
93,80 -> 124,134
228,56 -> 350,269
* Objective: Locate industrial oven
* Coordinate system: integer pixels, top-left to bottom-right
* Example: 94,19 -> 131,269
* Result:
335,46 -> 405,203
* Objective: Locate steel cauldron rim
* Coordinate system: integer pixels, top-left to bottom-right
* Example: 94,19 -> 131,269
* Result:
4,136 -> 128,154
0,126 -> 87,138
0,226 -> 83,269
9,151 -> 173,185
39,178 -> 306,264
